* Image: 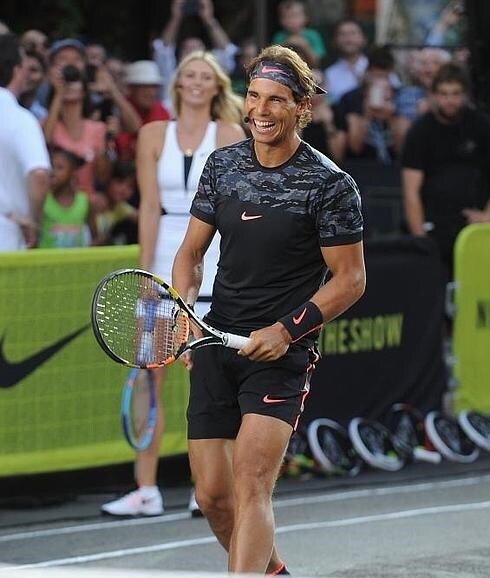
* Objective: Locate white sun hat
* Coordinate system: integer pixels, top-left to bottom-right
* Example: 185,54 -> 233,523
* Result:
125,60 -> 164,85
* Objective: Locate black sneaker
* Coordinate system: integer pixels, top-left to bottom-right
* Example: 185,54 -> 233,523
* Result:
269,562 -> 290,575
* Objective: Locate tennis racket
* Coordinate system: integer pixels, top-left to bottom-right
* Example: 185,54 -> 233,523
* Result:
458,410 -> 490,452
121,368 -> 157,451
307,418 -> 362,477
425,411 -> 480,463
91,268 -> 250,369
385,403 -> 441,464
348,417 -> 405,472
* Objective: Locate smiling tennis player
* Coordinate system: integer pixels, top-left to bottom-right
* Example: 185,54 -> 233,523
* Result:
172,44 -> 365,574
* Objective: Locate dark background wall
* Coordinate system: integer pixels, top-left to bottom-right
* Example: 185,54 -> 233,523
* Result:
0,0 -> 369,60
0,0 -> 266,59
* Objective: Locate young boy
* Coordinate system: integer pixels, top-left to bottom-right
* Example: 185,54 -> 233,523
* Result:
272,0 -> 326,67
39,147 -> 100,248
96,159 -> 138,245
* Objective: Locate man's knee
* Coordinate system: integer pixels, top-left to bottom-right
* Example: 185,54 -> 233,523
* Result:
233,462 -> 278,504
195,485 -> 233,517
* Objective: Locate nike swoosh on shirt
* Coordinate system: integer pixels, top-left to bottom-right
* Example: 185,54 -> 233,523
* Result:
241,212 -> 263,221
262,394 -> 287,404
292,307 -> 307,325
0,324 -> 90,389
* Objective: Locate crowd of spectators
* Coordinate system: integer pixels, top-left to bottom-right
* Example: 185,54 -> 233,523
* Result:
1,0 -> 489,269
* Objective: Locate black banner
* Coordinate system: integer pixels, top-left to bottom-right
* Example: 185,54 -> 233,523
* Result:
303,237 -> 448,427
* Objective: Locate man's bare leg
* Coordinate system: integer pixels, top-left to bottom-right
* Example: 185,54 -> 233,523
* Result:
228,414 -> 292,573
188,437 -> 287,573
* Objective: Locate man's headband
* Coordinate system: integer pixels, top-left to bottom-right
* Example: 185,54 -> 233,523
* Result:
249,60 -> 327,98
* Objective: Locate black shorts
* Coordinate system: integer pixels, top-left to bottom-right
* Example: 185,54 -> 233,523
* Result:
187,344 -> 319,440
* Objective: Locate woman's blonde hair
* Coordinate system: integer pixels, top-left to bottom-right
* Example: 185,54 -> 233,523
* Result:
246,45 -> 314,129
170,50 -> 243,124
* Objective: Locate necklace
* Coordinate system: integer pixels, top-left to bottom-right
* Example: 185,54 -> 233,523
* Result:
184,148 -> 193,157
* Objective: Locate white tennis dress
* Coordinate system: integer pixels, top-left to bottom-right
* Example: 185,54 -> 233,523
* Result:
152,120 -> 220,314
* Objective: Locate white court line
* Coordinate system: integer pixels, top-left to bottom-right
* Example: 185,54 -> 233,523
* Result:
3,500 -> 490,571
0,513 -> 189,543
1,473 -> 490,544
273,472 -> 490,507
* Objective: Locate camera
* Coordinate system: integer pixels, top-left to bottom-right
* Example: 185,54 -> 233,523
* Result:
182,0 -> 200,16
86,64 -> 98,83
62,64 -> 82,83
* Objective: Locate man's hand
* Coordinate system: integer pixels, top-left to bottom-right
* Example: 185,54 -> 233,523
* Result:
8,213 -> 38,248
199,0 -> 215,24
49,66 -> 68,96
171,0 -> 185,19
238,322 -> 292,362
462,207 -> 490,224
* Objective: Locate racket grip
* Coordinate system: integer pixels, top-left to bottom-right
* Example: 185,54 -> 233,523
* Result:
224,333 -> 250,350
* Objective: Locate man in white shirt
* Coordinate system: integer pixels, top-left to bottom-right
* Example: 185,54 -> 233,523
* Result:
0,33 -> 50,250
324,18 -> 368,105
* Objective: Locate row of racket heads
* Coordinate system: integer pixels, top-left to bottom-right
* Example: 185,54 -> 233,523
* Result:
284,404 -> 490,477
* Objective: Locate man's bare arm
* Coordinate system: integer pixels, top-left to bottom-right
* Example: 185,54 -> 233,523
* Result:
402,167 -> 426,235
241,241 -> 366,361
172,215 -> 216,306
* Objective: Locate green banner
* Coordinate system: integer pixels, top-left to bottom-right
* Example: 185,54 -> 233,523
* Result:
0,247 -> 189,477
453,224 -> 490,413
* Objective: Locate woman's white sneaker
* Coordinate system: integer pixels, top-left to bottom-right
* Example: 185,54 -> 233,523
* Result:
101,487 -> 164,516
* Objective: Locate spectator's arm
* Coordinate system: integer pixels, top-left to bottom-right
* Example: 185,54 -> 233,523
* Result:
162,0 -> 184,46
316,101 -> 345,162
199,0 -> 231,51
137,122 -> 166,270
462,200 -> 490,224
426,0 -> 463,46
392,116 -> 412,155
328,128 -> 346,164
346,113 -> 368,155
22,168 -> 49,247
94,124 -> 114,189
27,168 -> 49,226
402,167 -> 426,236
88,199 -> 104,245
42,68 -> 65,143
97,67 -> 142,134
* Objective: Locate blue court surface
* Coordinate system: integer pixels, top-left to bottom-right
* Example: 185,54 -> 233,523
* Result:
1,455 -> 490,577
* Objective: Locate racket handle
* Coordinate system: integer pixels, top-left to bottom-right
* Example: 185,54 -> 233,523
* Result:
413,446 -> 442,464
223,333 -> 250,350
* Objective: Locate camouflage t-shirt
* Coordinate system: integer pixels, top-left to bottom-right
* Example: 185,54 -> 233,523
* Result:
190,138 -> 363,336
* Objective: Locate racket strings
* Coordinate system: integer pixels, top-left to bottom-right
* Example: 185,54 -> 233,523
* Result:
95,272 -> 189,366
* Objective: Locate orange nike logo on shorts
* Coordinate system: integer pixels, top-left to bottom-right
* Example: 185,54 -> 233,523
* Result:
262,394 -> 287,404
292,307 -> 307,325
241,211 -> 263,221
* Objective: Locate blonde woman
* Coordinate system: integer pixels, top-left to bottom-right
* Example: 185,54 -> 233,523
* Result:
101,51 -> 245,517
